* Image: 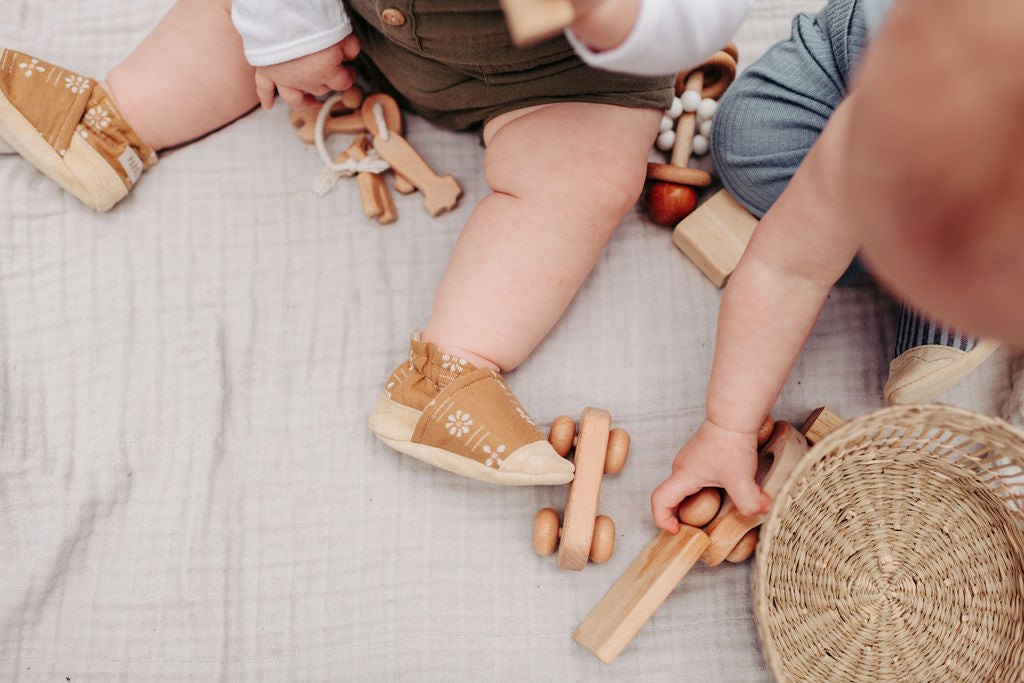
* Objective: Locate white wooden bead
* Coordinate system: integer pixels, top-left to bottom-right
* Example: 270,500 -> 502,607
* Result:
691,134 -> 709,156
667,96 -> 684,119
696,98 -> 718,121
681,90 -> 701,112
656,129 -> 676,151
699,120 -> 713,138
659,115 -> 674,132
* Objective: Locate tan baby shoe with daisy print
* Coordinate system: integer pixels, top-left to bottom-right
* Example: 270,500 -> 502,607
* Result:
369,334 -> 574,485
0,48 -> 156,211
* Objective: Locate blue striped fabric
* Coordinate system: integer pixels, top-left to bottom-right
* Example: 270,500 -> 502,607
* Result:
893,304 -> 979,358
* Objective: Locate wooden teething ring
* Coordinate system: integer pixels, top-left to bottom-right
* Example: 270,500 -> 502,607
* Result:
646,43 -> 739,226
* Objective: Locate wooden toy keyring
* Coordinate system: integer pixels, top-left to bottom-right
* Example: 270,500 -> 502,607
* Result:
361,94 -> 463,217
673,46 -> 738,102
646,45 -> 738,226
359,94 -> 415,195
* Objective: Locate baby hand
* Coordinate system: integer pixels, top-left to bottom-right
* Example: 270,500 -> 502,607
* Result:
253,35 -> 361,110
650,419 -> 771,533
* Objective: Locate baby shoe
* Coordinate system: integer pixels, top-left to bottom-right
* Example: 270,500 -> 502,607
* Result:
884,304 -> 999,404
369,334 -> 574,485
0,48 -> 156,210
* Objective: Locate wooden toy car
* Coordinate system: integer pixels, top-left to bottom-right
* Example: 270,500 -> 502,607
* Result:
532,407 -> 630,570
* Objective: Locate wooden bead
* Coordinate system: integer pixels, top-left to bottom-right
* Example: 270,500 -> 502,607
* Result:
666,96 -> 684,119
696,98 -> 718,122
678,487 -> 722,528
645,182 -> 697,226
604,428 -> 630,475
547,416 -> 576,457
680,90 -> 701,112
589,515 -> 615,564
655,129 -> 676,151
533,508 -> 560,556
691,134 -> 709,156
725,528 -> 758,563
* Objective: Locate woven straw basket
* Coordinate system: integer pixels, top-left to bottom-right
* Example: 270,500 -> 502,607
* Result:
755,404 -> 1024,682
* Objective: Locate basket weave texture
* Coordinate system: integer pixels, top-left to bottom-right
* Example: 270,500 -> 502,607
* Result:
755,405 -> 1024,682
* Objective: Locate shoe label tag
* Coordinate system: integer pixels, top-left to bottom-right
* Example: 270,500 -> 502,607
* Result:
118,147 -> 144,186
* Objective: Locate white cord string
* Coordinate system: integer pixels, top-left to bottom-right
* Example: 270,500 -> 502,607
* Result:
312,93 -> 391,196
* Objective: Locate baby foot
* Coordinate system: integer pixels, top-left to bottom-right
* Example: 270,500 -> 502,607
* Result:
0,48 -> 156,210
369,333 -> 574,485
885,304 -> 999,404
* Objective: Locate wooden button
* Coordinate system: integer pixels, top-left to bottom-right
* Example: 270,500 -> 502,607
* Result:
381,8 -> 406,26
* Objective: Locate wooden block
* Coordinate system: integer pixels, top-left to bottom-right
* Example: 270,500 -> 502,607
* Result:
499,0 -> 574,46
800,406 -> 845,445
557,407 -> 611,570
671,189 -> 758,288
572,526 -> 710,664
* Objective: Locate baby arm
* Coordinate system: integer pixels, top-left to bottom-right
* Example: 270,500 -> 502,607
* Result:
231,0 -> 360,109
565,0 -> 754,75
650,98 -> 862,533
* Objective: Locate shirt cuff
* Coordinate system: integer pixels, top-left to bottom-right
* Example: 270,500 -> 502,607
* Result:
242,23 -> 352,66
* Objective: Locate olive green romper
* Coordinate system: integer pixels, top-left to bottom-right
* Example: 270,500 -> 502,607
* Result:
347,0 -> 676,131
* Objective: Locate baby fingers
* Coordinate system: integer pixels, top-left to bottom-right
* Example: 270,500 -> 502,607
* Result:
650,474 -> 703,534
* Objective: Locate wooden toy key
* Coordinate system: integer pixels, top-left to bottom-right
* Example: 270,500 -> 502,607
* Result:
345,134 -> 397,225
573,416 -> 808,664
290,87 -> 366,144
532,408 -> 630,569
362,94 -> 462,217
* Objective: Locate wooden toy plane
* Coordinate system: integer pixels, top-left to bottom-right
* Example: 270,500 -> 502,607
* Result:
573,408 -> 844,664
533,407 -> 630,570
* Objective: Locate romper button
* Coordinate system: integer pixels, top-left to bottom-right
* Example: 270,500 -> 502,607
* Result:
381,8 -> 406,26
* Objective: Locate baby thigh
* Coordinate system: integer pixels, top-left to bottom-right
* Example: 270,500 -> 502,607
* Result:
425,102 -> 659,371
710,11 -> 849,219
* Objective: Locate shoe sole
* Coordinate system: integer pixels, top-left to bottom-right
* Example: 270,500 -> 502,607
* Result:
886,339 -> 1000,404
0,85 -> 125,211
369,393 -> 572,486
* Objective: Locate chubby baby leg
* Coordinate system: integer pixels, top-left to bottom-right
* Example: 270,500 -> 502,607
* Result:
369,102 -> 658,485
424,101 -> 660,371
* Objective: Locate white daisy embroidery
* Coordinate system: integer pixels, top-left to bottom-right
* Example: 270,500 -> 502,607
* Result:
446,409 -> 472,436
83,105 -> 111,130
383,381 -> 395,400
440,354 -> 467,374
19,58 -> 44,77
64,74 -> 90,93
483,444 -> 506,468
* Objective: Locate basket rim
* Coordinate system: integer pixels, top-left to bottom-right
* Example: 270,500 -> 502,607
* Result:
754,403 -> 1024,681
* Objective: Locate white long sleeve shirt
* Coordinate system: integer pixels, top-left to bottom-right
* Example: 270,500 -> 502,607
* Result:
231,0 -> 753,76
566,0 -> 754,75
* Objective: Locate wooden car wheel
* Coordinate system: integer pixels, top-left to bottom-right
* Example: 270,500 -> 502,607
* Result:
726,528 -> 758,563
589,515 -> 615,564
603,428 -> 630,474
532,507 -> 560,556
677,487 -> 722,528
547,416 -> 576,457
